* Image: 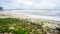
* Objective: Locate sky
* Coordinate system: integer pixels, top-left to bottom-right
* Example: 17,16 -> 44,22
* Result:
0,0 -> 60,9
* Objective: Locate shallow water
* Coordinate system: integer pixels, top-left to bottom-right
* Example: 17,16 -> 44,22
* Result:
0,10 -> 60,21
10,10 -> 60,16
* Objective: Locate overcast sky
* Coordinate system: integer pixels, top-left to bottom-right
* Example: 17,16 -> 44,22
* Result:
0,0 -> 60,9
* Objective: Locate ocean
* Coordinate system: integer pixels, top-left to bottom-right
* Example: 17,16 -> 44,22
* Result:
0,10 -> 60,21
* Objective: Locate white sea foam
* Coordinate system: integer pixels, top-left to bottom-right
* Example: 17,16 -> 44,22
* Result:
0,10 -> 60,21
26,15 -> 60,21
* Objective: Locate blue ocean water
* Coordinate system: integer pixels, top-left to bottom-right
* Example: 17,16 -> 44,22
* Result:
0,10 -> 60,21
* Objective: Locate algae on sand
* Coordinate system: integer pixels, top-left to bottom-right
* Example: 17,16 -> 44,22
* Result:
0,18 -> 60,34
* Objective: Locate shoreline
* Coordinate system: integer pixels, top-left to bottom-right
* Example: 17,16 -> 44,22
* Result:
0,11 -> 60,22
0,11 -> 60,21
24,14 -> 60,21
0,11 -> 60,29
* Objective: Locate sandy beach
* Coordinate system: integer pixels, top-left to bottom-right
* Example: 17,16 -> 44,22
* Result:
0,0 -> 60,34
0,11 -> 60,34
0,11 -> 60,29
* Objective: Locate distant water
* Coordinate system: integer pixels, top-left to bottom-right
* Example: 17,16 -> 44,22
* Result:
0,10 -> 60,21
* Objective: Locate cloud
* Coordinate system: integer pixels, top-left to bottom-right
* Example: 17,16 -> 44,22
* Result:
0,0 -> 60,9
37,0 -> 56,9
23,1 -> 34,6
